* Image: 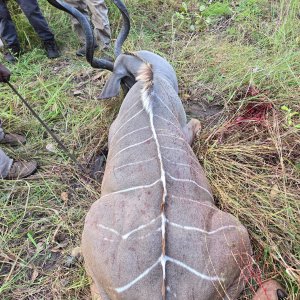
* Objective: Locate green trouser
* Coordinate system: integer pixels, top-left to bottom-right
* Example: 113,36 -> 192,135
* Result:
64,0 -> 111,48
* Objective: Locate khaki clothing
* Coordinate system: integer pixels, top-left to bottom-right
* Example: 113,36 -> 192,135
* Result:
0,148 -> 12,178
0,125 -> 12,178
64,0 -> 111,48
0,125 -> 13,178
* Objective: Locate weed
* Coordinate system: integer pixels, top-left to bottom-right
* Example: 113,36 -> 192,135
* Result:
201,2 -> 232,18
281,105 -> 300,129
172,1 -> 233,32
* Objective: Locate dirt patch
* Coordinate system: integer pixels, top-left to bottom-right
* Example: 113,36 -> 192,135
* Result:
184,99 -> 224,126
89,148 -> 108,181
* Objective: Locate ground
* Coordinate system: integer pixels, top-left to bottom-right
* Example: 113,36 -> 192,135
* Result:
0,0 -> 299,299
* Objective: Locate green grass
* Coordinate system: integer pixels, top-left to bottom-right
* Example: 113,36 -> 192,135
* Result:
0,0 -> 299,299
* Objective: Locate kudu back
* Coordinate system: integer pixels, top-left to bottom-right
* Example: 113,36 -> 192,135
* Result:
81,58 -> 252,299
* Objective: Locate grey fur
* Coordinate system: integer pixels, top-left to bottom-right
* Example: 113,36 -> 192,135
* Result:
82,57 -> 252,300
99,50 -> 178,99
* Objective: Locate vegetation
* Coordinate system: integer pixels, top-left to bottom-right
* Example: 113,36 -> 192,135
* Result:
0,0 -> 299,299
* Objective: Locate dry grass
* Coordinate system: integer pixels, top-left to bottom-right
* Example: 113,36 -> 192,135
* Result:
195,110 -> 300,298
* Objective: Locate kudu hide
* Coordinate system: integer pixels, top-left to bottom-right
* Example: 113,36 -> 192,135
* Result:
47,1 -> 287,299
82,59 -> 252,299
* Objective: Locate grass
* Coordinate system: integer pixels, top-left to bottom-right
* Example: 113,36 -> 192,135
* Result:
0,0 -> 299,299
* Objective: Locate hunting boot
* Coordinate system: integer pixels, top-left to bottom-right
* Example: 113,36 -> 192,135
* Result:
6,160 -> 38,179
43,39 -> 60,59
4,44 -> 21,63
0,133 -> 26,146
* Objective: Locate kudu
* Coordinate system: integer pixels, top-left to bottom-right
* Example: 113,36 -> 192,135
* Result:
82,61 -> 253,299
48,1 -> 287,299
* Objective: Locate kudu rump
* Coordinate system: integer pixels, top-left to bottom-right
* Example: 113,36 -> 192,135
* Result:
48,1 -> 287,299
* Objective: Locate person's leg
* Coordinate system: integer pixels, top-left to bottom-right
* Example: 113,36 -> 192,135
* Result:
17,0 -> 60,58
0,148 -> 13,179
0,124 -> 37,179
0,0 -> 20,47
64,0 -> 89,44
86,0 -> 111,49
0,120 -> 26,146
17,0 -> 54,41
0,123 -> 13,178
0,0 -> 21,62
64,0 -> 99,56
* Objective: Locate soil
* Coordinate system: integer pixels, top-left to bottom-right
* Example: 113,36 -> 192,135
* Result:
184,99 -> 224,127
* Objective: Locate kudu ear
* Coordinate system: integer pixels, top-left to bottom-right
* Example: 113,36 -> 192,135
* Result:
98,54 -> 139,99
98,74 -> 123,99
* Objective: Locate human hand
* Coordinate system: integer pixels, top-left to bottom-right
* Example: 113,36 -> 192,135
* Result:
0,64 -> 11,82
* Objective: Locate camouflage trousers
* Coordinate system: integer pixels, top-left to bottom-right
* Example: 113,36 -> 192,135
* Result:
0,128 -> 12,179
64,0 -> 111,48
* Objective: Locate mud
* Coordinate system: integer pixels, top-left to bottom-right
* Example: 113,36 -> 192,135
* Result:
184,99 -> 224,126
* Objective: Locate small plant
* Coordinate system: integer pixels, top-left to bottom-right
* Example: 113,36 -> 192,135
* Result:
235,0 -> 266,20
201,2 -> 232,18
173,2 -> 204,32
173,1 -> 232,32
281,105 -> 300,129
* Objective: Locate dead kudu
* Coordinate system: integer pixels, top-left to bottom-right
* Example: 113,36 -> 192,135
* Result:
48,1 -> 287,299
83,62 -> 253,300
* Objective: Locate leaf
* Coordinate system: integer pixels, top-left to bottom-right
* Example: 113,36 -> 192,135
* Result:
270,184 -> 279,200
199,5 -> 206,12
27,232 -> 38,248
205,17 -> 212,24
175,12 -> 185,20
51,240 -> 68,252
60,192 -> 69,203
71,247 -> 82,258
31,269 -> 39,282
46,143 -> 56,153
181,2 -> 188,13
91,73 -> 103,81
182,93 -> 190,100
280,105 -> 289,111
206,95 -> 214,102
73,90 -> 83,96
190,24 -> 195,31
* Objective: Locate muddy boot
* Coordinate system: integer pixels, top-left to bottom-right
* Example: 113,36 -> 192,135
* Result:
6,160 -> 37,179
4,44 -> 21,63
0,133 -> 26,146
43,39 -> 60,59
